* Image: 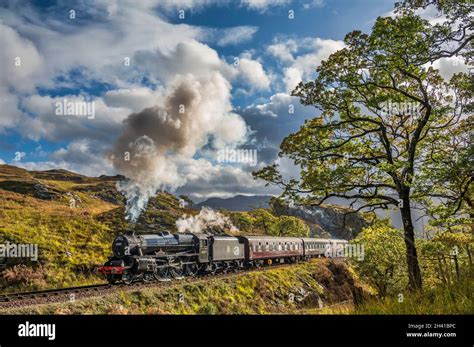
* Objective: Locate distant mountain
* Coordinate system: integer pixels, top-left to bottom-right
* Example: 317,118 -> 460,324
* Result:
194,195 -> 273,211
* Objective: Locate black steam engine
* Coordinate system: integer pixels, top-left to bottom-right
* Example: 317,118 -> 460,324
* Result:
99,231 -> 348,284
100,232 -> 206,284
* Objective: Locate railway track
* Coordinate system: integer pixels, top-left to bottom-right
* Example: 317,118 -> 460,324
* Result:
0,262 -> 298,309
0,283 -> 112,303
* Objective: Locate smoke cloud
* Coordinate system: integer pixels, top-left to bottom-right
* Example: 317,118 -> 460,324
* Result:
176,207 -> 238,234
110,72 -> 248,222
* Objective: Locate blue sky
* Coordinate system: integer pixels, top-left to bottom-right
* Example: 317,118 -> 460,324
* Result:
0,0 -> 397,200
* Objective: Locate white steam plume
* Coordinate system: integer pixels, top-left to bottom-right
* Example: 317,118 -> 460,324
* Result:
176,207 -> 238,234
110,72 -> 247,222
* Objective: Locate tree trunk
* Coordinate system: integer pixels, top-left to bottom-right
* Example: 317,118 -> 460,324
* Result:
399,194 -> 423,291
453,253 -> 460,280
437,256 -> 447,283
466,198 -> 473,236
465,245 -> 472,267
442,255 -> 451,284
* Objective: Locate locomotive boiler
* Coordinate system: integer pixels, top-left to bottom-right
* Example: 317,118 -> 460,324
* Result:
112,232 -> 195,257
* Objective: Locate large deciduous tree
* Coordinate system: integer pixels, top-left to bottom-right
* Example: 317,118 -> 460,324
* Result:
254,2 -> 472,291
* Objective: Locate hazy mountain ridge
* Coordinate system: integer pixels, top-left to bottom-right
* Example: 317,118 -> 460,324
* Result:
194,195 -> 273,211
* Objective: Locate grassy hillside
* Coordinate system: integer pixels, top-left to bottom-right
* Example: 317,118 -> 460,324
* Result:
1,164 -> 368,294
0,165 -> 193,293
2,259 -> 371,314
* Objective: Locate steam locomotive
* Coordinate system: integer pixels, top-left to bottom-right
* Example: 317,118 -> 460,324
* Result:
98,232 -> 348,284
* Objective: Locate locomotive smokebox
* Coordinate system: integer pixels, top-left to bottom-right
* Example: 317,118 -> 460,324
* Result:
112,234 -> 140,257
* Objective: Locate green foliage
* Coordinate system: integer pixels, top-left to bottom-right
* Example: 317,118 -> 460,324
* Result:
229,208 -> 310,237
230,211 -> 256,232
419,230 -> 473,286
277,215 -> 310,237
352,221 -> 474,298
351,222 -> 407,298
416,116 -> 473,227
249,208 -> 280,235
395,0 -> 473,62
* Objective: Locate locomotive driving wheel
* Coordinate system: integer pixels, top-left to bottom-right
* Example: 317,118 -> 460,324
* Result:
230,261 -> 239,272
169,258 -> 184,279
153,266 -> 170,281
122,273 -> 133,285
143,273 -> 154,283
184,263 -> 199,277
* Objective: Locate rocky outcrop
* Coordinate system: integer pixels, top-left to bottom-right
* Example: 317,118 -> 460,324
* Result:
271,199 -> 369,240
34,184 -> 60,200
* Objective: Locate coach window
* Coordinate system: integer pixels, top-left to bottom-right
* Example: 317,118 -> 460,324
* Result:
258,242 -> 262,252
265,242 -> 270,251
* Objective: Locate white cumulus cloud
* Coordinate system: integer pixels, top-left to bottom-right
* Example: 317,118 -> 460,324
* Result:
216,26 -> 259,46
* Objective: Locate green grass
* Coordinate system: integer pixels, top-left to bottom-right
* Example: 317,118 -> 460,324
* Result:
2,259 -> 368,315
355,276 -> 474,314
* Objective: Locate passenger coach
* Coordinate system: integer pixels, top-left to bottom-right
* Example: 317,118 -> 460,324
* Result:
240,236 -> 304,265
